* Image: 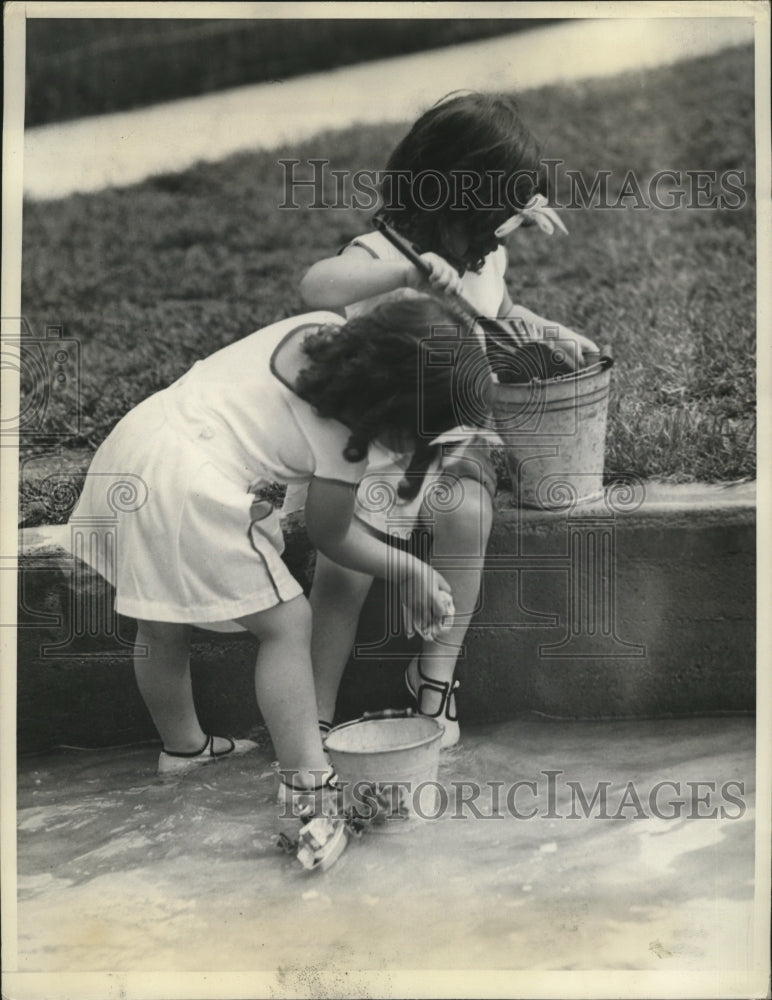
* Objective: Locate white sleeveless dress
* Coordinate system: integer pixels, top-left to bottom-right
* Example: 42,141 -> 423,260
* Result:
70,312 -> 368,630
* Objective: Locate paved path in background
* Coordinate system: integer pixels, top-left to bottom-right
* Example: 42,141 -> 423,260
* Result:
22,17 -> 754,200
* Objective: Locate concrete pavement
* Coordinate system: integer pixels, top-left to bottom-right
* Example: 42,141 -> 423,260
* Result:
21,16 -> 755,200
10,715 -> 760,995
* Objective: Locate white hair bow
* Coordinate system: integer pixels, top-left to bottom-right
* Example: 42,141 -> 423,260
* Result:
494,194 -> 568,238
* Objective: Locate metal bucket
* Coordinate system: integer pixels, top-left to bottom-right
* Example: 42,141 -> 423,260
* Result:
492,356 -> 613,510
325,711 -> 444,827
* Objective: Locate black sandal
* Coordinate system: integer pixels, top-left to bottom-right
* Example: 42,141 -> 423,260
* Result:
163,734 -> 234,758
158,734 -> 257,776
405,658 -> 460,747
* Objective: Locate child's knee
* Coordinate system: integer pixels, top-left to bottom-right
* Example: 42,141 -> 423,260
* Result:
428,475 -> 493,544
443,445 -> 497,499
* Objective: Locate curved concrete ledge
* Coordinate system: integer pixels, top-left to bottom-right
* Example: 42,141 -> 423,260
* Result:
13,482 -> 755,753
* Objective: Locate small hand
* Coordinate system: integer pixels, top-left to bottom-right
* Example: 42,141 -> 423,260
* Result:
401,567 -> 454,641
556,330 -> 600,371
504,319 -> 599,372
405,253 -> 463,296
503,305 -> 601,373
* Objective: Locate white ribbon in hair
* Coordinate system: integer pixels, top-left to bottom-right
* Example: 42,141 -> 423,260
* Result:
494,194 -> 568,238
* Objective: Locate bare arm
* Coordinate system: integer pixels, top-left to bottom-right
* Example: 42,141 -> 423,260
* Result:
305,477 -> 451,634
300,245 -> 463,309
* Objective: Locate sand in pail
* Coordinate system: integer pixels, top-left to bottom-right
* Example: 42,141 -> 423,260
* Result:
325,712 -> 443,829
492,354 -> 614,510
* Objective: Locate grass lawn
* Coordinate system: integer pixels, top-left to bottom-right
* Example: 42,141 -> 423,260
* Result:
19,45 -> 756,524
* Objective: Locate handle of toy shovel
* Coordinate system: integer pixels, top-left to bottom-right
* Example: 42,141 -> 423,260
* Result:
372,215 -> 608,379
372,214 -> 530,349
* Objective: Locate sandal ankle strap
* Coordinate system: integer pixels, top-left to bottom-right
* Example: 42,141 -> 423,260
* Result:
161,734 -> 237,759
413,660 -> 460,723
279,769 -> 339,793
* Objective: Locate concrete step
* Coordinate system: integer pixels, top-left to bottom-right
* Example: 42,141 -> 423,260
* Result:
12,481 -> 755,754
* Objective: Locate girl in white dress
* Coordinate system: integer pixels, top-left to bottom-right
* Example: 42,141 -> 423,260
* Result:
297,91 -> 599,747
70,297 -> 483,825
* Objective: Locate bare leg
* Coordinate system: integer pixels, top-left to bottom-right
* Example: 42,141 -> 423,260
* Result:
309,549 -> 373,727
236,596 -> 329,786
409,477 -> 493,719
134,619 -> 215,753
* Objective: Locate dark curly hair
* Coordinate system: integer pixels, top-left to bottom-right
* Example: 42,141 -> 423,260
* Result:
378,91 -> 544,273
294,296 -> 494,501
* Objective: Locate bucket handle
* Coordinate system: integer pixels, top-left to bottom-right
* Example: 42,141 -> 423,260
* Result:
360,708 -> 417,722
549,351 -> 613,383
500,355 -> 612,387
